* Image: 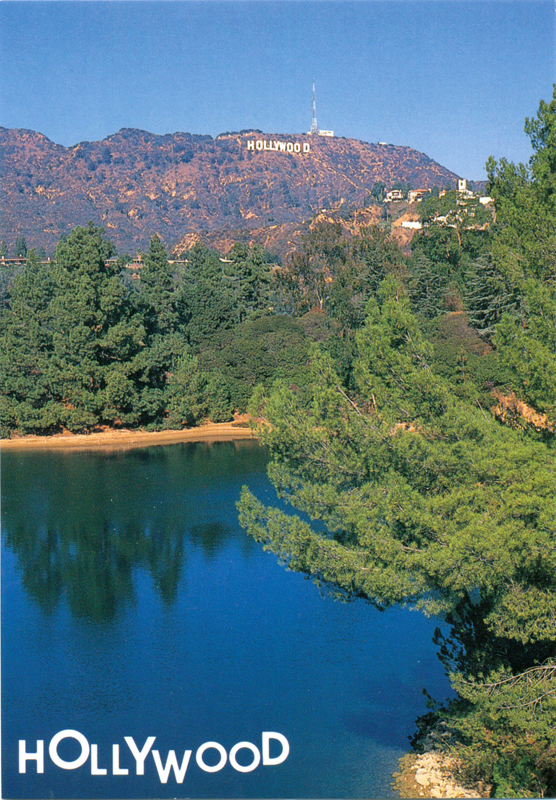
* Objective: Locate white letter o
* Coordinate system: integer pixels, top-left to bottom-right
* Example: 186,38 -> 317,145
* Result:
49,730 -> 90,770
196,742 -> 227,772
229,742 -> 260,773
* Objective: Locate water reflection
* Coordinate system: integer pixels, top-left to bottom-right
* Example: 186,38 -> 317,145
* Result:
2,440 -> 455,800
2,441 -> 267,621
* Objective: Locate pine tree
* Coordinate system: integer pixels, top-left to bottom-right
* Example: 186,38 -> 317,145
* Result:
408,254 -> 446,319
179,244 -> 238,347
463,254 -> 518,338
47,224 -> 143,430
239,278 -> 556,797
486,88 -> 556,429
136,235 -> 178,336
14,236 -> 28,258
0,250 -> 59,434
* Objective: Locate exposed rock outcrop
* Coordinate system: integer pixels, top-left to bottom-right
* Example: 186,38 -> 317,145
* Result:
393,752 -> 488,799
392,715 -> 491,799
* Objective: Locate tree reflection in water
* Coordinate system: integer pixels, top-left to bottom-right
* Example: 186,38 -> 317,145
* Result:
2,441 -> 267,621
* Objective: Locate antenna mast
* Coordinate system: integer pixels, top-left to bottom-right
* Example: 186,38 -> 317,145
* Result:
311,80 -> 318,134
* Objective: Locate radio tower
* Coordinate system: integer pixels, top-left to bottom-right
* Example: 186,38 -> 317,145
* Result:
311,80 -> 318,134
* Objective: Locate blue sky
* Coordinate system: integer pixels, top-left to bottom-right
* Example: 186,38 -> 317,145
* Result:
0,1 -> 554,179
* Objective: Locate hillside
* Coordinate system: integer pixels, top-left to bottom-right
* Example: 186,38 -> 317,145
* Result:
0,127 -> 460,253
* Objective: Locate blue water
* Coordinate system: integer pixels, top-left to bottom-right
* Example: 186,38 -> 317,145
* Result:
1,441 -> 453,799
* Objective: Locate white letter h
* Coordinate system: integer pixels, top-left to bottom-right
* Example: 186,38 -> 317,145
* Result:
19,740 -> 45,773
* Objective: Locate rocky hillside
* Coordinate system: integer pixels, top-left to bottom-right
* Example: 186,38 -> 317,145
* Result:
0,127 -> 460,253
172,204 -> 387,259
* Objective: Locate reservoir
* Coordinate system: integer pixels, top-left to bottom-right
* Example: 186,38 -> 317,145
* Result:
2,440 -> 453,799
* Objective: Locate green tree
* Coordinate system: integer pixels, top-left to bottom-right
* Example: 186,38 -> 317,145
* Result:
46,224 -> 145,430
279,222 -> 403,328
407,254 -> 446,319
164,352 -> 211,427
163,351 -> 233,427
370,182 -> 385,203
485,87 -> 556,430
179,244 -> 239,347
524,84 -> 556,210
223,243 -> 273,321
136,235 -> 178,336
280,222 -> 347,313
415,191 -> 493,274
14,236 -> 27,258
463,254 -> 518,339
411,224 -> 463,273
0,249 -> 58,434
238,279 -> 556,797
200,315 -> 310,410
131,235 -> 193,423
486,156 -> 554,286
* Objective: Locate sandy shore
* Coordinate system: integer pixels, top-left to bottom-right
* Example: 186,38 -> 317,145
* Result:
0,418 -> 258,452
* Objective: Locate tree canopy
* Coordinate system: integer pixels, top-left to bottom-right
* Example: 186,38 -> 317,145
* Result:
238,90 -> 556,798
0,228 -> 266,434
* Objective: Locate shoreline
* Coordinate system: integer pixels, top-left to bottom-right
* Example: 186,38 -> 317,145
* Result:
3,419 -> 490,799
0,418 -> 258,453
393,752 -> 488,799
392,716 -> 490,799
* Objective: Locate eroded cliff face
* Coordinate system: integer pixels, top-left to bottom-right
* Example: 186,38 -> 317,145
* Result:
0,127 -> 459,253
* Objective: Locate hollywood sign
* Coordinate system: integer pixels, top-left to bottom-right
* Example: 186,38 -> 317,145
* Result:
247,139 -> 311,154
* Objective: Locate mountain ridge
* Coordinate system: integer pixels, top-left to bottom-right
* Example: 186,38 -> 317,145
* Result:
1,126 -> 464,253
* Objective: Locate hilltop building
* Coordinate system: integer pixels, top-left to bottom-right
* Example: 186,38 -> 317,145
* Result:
408,189 -> 431,203
438,180 -> 493,206
384,189 -> 404,202
457,178 -> 474,198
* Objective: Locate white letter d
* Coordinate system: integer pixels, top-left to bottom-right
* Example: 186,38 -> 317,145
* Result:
262,732 -> 289,766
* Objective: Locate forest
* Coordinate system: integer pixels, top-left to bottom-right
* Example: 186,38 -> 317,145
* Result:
2,90 -> 556,797
238,91 -> 556,799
